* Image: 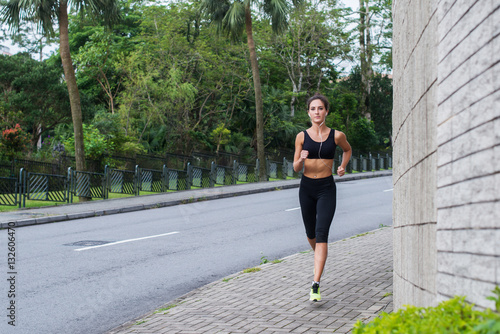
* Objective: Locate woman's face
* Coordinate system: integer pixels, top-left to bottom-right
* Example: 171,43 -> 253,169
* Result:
308,99 -> 328,124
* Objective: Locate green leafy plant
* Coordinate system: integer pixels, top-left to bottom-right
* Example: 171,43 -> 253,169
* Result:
64,124 -> 113,161
353,293 -> 500,334
243,267 -> 261,273
260,252 -> 269,264
351,232 -> 373,239
487,286 -> 500,312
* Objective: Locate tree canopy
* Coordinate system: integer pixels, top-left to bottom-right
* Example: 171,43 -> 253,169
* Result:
0,0 -> 393,164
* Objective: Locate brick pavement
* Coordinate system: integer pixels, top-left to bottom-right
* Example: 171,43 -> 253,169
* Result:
108,227 -> 393,334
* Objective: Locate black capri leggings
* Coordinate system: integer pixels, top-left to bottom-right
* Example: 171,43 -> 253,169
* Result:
299,175 -> 337,243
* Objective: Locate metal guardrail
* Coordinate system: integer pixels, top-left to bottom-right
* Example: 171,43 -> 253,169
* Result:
165,168 -> 189,191
1,153 -> 392,208
188,164 -> 213,188
138,167 -> 166,193
25,172 -> 69,203
212,163 -> 236,186
106,166 -> 138,196
0,176 -> 19,207
69,168 -> 107,201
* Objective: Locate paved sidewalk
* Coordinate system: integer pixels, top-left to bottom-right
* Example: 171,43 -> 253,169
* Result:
0,170 -> 392,229
108,226 -> 393,334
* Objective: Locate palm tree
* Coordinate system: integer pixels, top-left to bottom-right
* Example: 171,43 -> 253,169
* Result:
202,0 -> 302,181
1,0 -> 119,191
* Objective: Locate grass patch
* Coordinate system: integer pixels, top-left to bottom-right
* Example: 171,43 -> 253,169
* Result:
383,292 -> 393,298
260,253 -> 283,264
242,267 -> 261,273
350,232 -> 373,239
154,301 -> 187,314
222,276 -> 238,282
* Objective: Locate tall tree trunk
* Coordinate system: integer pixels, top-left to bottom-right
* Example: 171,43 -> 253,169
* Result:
359,0 -> 372,120
59,1 -> 88,201
245,5 -> 266,182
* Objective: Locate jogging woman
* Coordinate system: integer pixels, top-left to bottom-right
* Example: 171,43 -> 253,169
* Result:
293,93 -> 352,301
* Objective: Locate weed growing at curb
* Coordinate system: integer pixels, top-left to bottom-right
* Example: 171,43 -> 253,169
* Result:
243,267 -> 261,273
222,276 -> 239,282
350,232 -> 373,239
260,252 -> 284,265
260,253 -> 269,264
383,292 -> 393,298
135,320 -> 147,325
154,301 -> 186,314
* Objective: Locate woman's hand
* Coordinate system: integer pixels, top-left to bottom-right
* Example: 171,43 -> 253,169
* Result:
300,150 -> 309,162
337,166 -> 345,177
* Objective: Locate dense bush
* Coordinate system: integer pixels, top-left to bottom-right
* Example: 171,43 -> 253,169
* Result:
353,289 -> 500,334
0,124 -> 30,158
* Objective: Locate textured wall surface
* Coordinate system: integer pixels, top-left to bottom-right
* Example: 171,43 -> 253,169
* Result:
392,0 -> 438,308
435,1 -> 500,309
393,0 -> 499,310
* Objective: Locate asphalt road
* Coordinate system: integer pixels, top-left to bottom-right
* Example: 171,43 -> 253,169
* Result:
0,176 -> 393,334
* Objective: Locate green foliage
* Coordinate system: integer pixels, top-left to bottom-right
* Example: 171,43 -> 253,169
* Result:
0,124 -> 30,158
211,123 -> 231,153
2,0 -> 393,159
0,53 -> 70,149
117,139 -> 146,156
487,287 -> 500,313
64,124 -> 113,160
347,118 -> 378,152
370,73 -> 393,147
353,296 -> 500,334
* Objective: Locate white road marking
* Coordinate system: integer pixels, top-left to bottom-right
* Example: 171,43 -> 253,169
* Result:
74,231 -> 180,251
383,189 -> 393,192
285,207 -> 301,212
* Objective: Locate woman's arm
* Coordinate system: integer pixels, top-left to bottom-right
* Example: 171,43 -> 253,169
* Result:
293,132 -> 308,172
335,131 -> 352,177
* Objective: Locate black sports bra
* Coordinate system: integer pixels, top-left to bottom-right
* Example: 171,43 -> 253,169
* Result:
302,129 -> 336,159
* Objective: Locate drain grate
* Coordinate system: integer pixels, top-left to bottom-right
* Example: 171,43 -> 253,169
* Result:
64,240 -> 113,247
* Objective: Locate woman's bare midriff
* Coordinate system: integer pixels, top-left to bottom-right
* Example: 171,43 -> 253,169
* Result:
303,159 -> 334,178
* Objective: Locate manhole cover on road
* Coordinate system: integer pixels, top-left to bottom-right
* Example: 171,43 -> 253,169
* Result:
64,240 -> 113,247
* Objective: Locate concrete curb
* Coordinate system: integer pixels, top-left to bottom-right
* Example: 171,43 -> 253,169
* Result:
0,170 -> 392,229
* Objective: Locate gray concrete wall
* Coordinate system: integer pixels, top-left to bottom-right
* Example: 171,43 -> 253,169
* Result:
435,1 -> 500,309
392,0 -> 438,308
393,0 -> 500,310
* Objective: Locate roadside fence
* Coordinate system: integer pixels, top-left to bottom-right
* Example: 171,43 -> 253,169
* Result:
0,152 -> 392,208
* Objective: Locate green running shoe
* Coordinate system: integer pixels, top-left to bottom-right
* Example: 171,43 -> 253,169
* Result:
310,283 -> 321,302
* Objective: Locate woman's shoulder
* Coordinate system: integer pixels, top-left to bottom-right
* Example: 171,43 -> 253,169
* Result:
333,129 -> 347,144
334,129 -> 346,138
295,130 -> 305,143
296,130 -> 306,138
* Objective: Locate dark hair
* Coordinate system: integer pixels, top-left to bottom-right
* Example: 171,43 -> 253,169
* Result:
306,93 -> 329,111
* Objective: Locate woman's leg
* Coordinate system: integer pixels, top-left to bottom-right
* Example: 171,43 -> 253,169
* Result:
313,242 -> 328,282
307,237 -> 316,251
313,179 -> 336,282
